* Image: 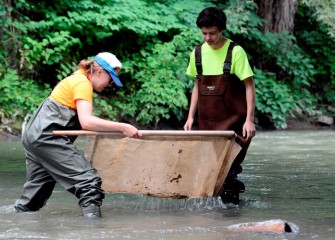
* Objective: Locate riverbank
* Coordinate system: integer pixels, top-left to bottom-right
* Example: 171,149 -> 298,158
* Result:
285,117 -> 335,130
0,129 -> 21,141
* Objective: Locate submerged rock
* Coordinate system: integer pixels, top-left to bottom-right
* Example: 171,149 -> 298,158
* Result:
226,219 -> 298,234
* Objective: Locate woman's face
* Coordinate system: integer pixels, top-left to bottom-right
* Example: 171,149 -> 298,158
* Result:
90,69 -> 113,92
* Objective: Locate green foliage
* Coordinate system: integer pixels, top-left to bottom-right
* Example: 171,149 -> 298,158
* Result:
222,0 -> 319,127
92,93 -> 117,120
295,2 -> 335,106
1,0 -> 210,128
91,0 -> 207,127
224,0 -> 262,35
1,0 -> 335,131
252,32 -> 319,127
0,68 -> 50,125
254,69 -> 296,129
301,0 -> 335,38
21,31 -> 81,67
113,29 -> 202,127
274,33 -> 315,86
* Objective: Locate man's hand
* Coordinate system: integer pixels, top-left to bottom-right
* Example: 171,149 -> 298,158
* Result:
183,118 -> 194,131
243,120 -> 256,140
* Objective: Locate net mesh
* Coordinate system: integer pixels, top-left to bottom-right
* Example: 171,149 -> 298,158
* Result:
85,131 -> 241,199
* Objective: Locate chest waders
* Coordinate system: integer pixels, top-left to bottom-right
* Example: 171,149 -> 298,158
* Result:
195,42 -> 251,204
15,98 -> 104,215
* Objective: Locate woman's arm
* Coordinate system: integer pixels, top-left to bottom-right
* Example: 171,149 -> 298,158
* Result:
76,99 -> 141,138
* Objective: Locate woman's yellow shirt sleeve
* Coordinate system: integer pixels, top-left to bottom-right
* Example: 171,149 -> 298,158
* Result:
50,71 -> 93,109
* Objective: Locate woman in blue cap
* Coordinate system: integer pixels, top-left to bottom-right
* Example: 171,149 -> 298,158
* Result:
14,52 -> 141,218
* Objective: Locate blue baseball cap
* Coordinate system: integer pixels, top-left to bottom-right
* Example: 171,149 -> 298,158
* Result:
94,52 -> 123,87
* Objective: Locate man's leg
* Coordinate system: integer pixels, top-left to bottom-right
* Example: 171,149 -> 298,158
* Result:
220,151 -> 246,205
221,135 -> 251,204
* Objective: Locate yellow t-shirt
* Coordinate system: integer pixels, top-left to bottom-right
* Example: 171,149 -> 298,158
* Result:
50,69 -> 93,109
186,39 -> 254,80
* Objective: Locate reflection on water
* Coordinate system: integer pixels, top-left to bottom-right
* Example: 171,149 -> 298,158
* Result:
0,131 -> 334,239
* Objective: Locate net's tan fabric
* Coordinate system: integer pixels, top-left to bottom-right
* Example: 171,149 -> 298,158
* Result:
85,131 -> 241,198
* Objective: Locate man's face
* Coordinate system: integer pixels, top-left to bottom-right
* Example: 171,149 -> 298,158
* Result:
201,26 -> 223,46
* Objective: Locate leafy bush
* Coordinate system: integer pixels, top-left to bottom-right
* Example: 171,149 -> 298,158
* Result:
1,0 -> 335,131
295,2 -> 335,107
0,68 -> 50,126
117,29 -> 201,127
254,69 -> 296,129
223,0 -> 318,127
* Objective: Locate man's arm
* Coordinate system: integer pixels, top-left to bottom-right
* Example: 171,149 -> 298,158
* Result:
183,79 -> 199,130
243,77 -> 256,139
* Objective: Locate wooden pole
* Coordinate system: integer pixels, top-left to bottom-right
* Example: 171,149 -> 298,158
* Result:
52,130 -> 236,137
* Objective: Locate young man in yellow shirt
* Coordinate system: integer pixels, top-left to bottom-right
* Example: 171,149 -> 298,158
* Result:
184,7 -> 256,204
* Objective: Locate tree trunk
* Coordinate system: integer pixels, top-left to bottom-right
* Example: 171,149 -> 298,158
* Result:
255,0 -> 298,34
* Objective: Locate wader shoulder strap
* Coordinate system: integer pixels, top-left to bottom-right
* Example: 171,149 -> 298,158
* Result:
195,44 -> 203,77
195,42 -> 238,76
223,42 -> 238,74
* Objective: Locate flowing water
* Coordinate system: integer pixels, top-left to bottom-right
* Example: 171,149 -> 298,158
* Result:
0,130 -> 334,239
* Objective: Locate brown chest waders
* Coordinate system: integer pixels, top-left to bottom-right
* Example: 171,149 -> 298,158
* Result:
195,42 -> 251,203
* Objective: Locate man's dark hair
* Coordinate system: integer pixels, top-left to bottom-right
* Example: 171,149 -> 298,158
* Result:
196,7 -> 227,31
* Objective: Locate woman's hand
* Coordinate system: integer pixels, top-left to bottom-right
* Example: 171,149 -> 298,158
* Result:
122,124 -> 142,138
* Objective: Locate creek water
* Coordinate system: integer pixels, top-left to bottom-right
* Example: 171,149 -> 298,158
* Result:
0,130 -> 334,240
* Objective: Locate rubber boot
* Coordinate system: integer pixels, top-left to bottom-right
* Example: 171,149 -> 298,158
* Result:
221,165 -> 245,205
81,204 -> 102,218
14,205 -> 31,212
220,179 -> 245,205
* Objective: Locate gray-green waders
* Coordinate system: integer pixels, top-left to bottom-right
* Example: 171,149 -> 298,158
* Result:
14,98 -> 104,217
